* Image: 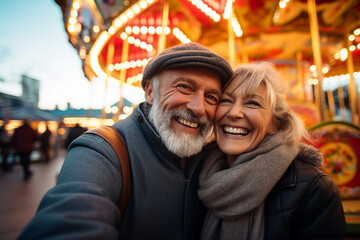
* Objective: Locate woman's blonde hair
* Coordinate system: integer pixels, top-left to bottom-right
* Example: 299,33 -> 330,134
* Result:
226,62 -> 310,144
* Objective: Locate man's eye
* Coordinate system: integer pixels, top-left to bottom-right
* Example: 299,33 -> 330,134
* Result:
206,95 -> 219,105
177,84 -> 191,91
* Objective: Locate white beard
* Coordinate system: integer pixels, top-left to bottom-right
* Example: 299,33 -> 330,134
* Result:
148,97 -> 212,158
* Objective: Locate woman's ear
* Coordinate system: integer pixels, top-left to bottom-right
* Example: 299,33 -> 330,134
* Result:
144,80 -> 154,104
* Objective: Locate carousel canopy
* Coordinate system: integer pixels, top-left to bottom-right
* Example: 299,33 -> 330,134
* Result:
54,0 -> 360,117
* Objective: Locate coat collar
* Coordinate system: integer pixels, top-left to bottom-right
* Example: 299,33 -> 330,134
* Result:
271,161 -> 296,192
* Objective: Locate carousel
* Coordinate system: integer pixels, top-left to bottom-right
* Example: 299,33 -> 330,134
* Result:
55,0 -> 360,232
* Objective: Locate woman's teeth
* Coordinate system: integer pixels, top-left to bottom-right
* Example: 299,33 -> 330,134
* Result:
223,126 -> 249,135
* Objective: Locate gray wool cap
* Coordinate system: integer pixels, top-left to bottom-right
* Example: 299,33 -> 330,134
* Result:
141,42 -> 233,89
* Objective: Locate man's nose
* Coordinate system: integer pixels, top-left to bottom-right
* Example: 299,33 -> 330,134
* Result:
187,93 -> 206,116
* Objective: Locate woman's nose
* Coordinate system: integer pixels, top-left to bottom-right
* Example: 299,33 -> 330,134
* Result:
227,104 -> 244,120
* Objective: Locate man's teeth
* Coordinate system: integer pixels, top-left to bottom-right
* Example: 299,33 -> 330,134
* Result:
178,118 -> 198,128
224,126 -> 249,135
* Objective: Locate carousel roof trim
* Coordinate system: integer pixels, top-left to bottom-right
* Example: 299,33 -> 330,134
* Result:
89,0 -> 158,81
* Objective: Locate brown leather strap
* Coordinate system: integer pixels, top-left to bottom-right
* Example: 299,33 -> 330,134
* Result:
85,126 -> 131,214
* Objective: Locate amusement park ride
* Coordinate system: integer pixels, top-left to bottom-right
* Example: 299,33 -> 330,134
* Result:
55,0 -> 360,230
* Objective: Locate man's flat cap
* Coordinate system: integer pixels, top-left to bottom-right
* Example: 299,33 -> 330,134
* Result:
141,42 -> 233,89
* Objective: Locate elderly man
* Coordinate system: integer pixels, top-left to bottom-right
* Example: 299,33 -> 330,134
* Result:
18,43 -> 232,240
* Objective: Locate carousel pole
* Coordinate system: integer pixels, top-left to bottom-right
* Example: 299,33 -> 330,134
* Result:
326,87 -> 336,119
117,39 -> 129,120
157,0 -> 169,53
103,39 -> 114,121
228,10 -> 236,66
307,0 -> 326,121
296,51 -> 305,101
338,85 -> 347,120
345,24 -> 357,123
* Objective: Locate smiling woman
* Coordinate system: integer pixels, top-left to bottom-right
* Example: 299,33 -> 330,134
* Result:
198,61 -> 347,240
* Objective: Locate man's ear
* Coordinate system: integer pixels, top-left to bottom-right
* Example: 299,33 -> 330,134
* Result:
144,80 -> 154,104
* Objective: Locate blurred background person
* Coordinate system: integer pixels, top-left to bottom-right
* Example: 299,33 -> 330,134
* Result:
40,125 -> 52,162
0,124 -> 12,172
64,123 -> 86,150
11,118 -> 38,181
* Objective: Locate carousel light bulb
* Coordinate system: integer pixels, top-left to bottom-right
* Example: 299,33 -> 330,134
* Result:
121,15 -> 128,23
140,42 -> 147,49
146,0 -> 153,3
71,10 -> 78,17
124,62 -> 130,69
140,1 -> 147,8
310,65 -> 316,72
322,66 -> 329,74
340,48 -> 348,61
137,60 -> 143,67
349,45 -> 356,52
354,28 -> 360,36
75,23 -> 82,32
133,5 -> 141,13
108,27 -> 115,35
111,106 -> 118,114
93,25 -> 100,33
84,35 -> 90,43
121,32 -> 128,39
115,63 -> 120,70
73,2 -> 80,10
148,26 -> 155,35
108,64 -> 115,71
130,60 -> 136,68
133,26 -> 140,34
146,45 -> 153,52
357,43 -> 360,49
69,17 -> 77,25
125,26 -> 132,34
279,1 -> 286,8
141,26 -> 148,34
128,36 -> 135,43
348,35 -> 355,41
134,39 -> 141,46
164,27 -> 171,34
156,26 -> 162,34
334,52 -> 340,59
115,19 -> 122,27
127,10 -> 134,19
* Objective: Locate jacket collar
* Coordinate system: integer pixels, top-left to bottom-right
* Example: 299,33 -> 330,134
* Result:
271,161 -> 296,192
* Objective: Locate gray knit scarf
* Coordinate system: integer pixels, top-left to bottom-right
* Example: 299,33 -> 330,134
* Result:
198,133 -> 300,240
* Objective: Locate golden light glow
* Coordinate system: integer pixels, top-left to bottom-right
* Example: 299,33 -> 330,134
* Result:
223,0 -> 233,19
354,28 -> 360,36
73,1 -> 80,10
84,35 -> 90,43
231,17 -> 243,37
88,0 -> 158,83
93,25 -> 100,33
188,0 -> 220,22
173,27 -> 191,43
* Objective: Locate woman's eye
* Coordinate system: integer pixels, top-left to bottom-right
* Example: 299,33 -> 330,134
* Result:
219,98 -> 232,104
247,100 -> 261,107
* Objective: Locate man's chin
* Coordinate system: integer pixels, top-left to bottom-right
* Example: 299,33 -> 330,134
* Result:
164,130 -> 206,158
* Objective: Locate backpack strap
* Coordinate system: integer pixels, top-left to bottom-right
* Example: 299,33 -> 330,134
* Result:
85,126 -> 131,214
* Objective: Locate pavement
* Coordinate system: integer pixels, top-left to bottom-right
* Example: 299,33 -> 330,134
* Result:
0,150 -> 66,240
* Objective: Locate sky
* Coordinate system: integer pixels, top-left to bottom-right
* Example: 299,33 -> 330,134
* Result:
0,0 -> 128,110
